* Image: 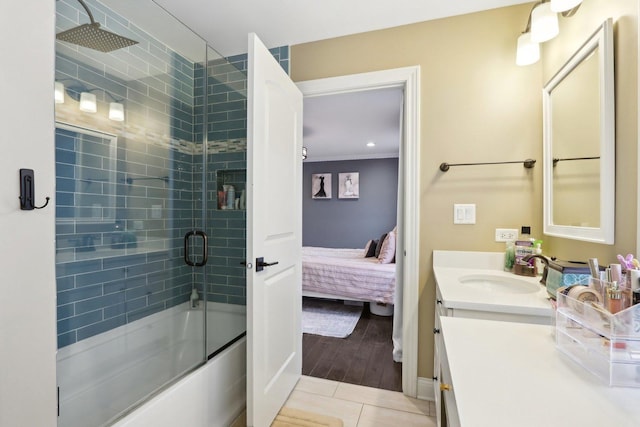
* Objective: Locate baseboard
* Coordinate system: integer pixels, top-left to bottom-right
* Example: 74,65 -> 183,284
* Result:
416,377 -> 435,401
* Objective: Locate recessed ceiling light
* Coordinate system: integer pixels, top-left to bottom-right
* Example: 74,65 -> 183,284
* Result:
366,142 -> 376,147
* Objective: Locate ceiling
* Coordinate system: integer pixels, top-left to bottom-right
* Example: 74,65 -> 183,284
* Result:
153,0 -> 530,58
108,0 -> 530,161
303,88 -> 404,162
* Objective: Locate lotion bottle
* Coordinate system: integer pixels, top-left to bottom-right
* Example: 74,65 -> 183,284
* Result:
607,282 -> 623,314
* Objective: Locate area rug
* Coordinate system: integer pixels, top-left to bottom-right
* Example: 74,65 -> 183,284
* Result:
302,298 -> 362,338
272,407 -> 344,427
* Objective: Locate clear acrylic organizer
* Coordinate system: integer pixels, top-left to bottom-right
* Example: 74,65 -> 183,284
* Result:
556,278 -> 640,387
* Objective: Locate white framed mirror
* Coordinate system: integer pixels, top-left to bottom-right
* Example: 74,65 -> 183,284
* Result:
543,18 -> 615,244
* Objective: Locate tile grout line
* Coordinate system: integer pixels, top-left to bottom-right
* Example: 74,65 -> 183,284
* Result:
293,379 -> 437,426
334,382 -> 431,415
354,402 -> 364,427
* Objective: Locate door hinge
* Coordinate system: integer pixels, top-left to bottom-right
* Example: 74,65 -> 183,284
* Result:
57,386 -> 60,417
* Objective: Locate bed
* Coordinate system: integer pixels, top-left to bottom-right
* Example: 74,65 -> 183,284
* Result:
301,246 -> 396,304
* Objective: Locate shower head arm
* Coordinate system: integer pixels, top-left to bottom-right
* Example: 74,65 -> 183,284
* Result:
76,0 -> 97,25
56,0 -> 139,52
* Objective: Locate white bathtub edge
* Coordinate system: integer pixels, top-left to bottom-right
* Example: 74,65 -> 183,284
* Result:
111,337 -> 247,427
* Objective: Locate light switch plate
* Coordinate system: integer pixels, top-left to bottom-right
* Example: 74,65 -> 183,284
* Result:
454,204 -> 476,224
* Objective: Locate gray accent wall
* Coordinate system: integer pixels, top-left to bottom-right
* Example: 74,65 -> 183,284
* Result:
303,158 -> 398,248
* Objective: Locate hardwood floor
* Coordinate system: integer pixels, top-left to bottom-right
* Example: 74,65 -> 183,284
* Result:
302,302 -> 402,392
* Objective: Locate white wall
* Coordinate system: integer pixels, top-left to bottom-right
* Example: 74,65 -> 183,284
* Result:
0,2 -> 58,426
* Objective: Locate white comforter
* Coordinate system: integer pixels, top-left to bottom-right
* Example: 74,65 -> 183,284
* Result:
302,246 -> 396,304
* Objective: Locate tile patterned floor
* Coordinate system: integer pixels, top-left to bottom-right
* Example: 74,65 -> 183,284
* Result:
281,376 -> 437,427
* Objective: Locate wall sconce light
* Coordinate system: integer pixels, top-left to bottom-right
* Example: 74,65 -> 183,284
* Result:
54,82 -> 65,104
55,80 -> 125,121
516,0 -> 581,66
516,32 -> 540,66
108,102 -> 125,121
531,2 -> 559,43
79,92 -> 97,113
550,0 -> 583,13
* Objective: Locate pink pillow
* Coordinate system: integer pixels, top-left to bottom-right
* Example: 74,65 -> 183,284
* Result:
377,231 -> 396,264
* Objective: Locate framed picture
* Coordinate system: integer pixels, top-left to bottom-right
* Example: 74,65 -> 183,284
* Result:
311,173 -> 332,199
338,172 -> 359,199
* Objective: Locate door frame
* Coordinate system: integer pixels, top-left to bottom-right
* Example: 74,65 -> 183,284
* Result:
296,66 -> 421,397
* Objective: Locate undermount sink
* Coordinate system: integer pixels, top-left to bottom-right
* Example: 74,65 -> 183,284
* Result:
458,274 -> 541,294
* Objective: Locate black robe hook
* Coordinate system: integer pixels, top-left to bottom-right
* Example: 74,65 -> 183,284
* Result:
19,169 -> 51,211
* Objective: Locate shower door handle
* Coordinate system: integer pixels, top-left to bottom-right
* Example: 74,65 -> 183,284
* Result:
184,230 -> 208,267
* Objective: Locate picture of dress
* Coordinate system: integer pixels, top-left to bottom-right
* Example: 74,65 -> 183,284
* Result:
312,173 -> 332,199
338,172 -> 359,199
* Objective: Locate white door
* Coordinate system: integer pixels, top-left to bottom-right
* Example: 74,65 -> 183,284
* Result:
246,33 -> 303,427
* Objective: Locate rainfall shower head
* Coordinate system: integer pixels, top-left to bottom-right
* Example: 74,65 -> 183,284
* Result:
56,0 -> 138,53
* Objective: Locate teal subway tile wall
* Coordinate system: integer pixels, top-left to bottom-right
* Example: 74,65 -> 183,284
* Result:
54,0 -> 290,348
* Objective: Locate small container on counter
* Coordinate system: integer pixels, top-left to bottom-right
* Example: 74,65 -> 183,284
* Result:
504,240 -> 515,272
607,281 -> 623,314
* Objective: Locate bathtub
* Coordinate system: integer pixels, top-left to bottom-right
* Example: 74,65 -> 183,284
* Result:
57,302 -> 247,427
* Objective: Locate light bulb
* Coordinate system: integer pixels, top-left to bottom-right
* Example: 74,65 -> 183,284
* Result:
109,102 -> 125,121
550,0 -> 582,13
516,32 -> 540,66
55,82 -> 65,104
531,2 -> 559,43
79,92 -> 97,113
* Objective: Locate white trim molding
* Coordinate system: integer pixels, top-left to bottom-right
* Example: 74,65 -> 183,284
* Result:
417,377 -> 435,401
297,65 -> 421,397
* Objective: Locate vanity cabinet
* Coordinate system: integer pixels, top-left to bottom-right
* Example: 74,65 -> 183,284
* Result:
433,287 -> 459,427
433,281 -> 552,427
432,250 -> 554,427
438,316 -> 640,427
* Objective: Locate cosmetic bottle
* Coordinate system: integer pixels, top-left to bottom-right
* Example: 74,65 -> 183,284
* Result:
607,281 -> 623,314
610,263 -> 623,284
532,240 -> 544,276
514,240 -> 533,265
190,288 -> 199,308
504,241 -> 515,272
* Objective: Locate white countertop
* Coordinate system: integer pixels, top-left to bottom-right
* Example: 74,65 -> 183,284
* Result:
440,316 -> 640,427
433,250 -> 553,317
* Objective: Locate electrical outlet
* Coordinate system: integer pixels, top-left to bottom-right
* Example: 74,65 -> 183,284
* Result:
495,228 -> 518,242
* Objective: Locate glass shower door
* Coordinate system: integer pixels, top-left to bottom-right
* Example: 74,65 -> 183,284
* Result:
54,1 -> 208,425
202,45 -> 249,358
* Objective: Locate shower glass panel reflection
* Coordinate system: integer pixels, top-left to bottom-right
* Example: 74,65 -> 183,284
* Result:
202,45 -> 249,356
54,1 -> 247,426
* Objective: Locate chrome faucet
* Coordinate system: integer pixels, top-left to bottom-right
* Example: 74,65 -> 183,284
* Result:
522,254 -> 550,285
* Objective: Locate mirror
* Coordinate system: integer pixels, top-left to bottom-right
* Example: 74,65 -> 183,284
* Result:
543,18 -> 615,244
55,122 -> 118,224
